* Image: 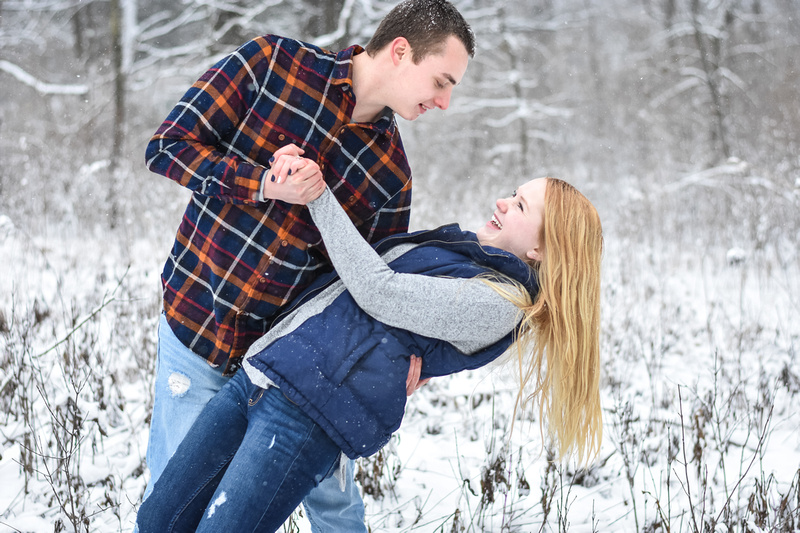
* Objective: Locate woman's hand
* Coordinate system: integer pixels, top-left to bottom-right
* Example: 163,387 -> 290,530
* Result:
269,144 -> 304,183
263,144 -> 326,204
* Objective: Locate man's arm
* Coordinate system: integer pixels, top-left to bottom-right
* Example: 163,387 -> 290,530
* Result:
145,38 -> 318,206
145,39 -> 270,204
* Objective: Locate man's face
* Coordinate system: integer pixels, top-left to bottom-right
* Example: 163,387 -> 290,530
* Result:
389,36 -> 470,121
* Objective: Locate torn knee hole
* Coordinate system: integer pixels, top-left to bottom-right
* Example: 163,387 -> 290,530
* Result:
168,372 -> 191,397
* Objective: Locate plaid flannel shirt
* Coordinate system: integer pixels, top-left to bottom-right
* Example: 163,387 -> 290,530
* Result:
146,35 -> 412,375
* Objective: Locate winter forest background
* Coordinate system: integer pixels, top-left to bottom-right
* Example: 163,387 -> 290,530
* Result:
1,0 -> 799,531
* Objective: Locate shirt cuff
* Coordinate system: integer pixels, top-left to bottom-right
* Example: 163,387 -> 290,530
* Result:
256,167 -> 271,203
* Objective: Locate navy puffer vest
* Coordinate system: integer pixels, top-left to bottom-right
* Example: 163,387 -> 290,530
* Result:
245,224 -> 538,458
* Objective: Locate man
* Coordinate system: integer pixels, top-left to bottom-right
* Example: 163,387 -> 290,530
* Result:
142,0 -> 474,530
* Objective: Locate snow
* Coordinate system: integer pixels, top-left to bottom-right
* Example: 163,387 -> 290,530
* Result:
207,492 -> 227,518
1,191 -> 799,531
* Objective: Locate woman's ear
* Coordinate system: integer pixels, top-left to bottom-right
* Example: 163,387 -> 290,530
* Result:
526,248 -> 542,263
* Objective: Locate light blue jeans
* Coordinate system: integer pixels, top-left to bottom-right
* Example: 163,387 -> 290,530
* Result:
141,313 -> 367,532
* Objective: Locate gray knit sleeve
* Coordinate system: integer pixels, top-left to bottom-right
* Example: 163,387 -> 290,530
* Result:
307,188 -> 521,352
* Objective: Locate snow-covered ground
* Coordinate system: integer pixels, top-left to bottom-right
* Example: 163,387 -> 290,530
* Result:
1,174 -> 798,532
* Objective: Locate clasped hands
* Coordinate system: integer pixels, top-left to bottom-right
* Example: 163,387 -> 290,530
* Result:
263,144 -> 327,204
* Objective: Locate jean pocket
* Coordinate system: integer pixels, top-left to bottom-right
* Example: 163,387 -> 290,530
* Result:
248,387 -> 265,406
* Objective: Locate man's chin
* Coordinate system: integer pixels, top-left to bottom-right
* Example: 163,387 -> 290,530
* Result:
396,112 -> 418,122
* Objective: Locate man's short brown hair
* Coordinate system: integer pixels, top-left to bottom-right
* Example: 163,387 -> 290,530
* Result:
366,0 -> 475,63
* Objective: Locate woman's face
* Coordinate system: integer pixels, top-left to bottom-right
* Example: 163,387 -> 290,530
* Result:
476,178 -> 547,263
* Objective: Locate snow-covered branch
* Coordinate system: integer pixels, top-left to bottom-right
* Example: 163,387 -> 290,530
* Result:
313,0 -> 358,48
0,60 -> 88,95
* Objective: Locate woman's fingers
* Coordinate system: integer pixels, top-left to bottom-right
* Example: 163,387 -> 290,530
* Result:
270,144 -> 305,183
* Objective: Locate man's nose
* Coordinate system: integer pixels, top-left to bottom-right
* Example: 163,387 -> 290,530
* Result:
434,88 -> 452,110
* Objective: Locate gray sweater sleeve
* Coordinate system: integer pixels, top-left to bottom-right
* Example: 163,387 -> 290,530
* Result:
307,188 -> 521,352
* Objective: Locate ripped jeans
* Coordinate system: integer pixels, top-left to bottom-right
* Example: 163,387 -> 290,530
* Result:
141,313 -> 367,532
137,370 -> 341,532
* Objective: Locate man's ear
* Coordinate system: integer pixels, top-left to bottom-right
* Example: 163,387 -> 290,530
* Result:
526,248 -> 542,263
390,37 -> 411,65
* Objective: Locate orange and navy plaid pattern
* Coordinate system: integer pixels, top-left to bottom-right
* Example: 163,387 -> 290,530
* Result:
145,36 -> 412,374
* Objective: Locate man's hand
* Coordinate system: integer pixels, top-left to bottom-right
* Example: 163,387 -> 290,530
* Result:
406,355 -> 430,396
263,144 -> 326,204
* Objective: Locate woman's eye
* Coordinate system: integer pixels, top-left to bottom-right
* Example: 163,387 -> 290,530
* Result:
511,191 -> 523,210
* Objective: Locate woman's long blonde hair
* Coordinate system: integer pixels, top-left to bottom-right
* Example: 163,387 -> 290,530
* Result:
489,177 -> 603,463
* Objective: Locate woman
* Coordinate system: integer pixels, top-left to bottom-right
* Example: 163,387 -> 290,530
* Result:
137,163 -> 603,532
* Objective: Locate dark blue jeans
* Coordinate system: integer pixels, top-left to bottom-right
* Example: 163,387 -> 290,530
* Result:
137,370 -> 342,532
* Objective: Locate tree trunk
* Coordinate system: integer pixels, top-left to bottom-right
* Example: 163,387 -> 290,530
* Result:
110,0 -> 125,171
690,0 -> 731,160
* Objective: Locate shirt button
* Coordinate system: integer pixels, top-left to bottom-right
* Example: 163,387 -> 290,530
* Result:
340,127 -> 346,135
278,134 -> 285,140
258,277 -> 267,284
281,240 -> 288,247
348,196 -> 356,205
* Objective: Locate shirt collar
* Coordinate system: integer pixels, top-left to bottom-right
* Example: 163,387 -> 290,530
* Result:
331,44 -> 361,89
371,108 -> 397,135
